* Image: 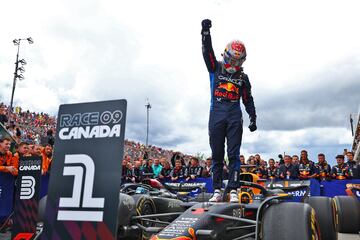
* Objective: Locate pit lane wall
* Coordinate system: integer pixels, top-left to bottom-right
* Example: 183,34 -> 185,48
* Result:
1,173 -> 359,221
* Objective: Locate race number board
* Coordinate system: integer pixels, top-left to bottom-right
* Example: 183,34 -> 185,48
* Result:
42,100 -> 127,240
11,156 -> 42,240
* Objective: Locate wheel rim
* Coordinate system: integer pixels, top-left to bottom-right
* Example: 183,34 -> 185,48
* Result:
141,202 -> 154,228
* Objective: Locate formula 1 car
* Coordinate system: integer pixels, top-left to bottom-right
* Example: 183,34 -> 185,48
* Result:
36,172 -> 359,240
36,179 -> 209,240
118,173 -> 360,240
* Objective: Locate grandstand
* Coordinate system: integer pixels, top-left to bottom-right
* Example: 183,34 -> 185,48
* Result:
352,106 -> 360,163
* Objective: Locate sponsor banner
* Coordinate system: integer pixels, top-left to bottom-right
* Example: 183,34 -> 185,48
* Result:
0,172 -> 15,221
345,183 -> 360,199
265,179 -> 321,201
12,156 -> 42,239
42,99 -> 127,240
163,178 -> 213,195
321,179 -> 360,200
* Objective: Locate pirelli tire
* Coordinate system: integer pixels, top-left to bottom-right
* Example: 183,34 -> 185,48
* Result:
333,196 -> 360,233
132,194 -> 157,240
262,202 -> 320,240
305,196 -> 338,240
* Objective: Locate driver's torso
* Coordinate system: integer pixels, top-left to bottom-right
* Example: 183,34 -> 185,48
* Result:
210,62 -> 248,112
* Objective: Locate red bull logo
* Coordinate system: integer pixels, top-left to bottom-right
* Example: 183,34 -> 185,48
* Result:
217,83 -> 239,94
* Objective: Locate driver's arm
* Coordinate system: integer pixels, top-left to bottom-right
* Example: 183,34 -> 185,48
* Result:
241,76 -> 257,123
201,19 -> 217,73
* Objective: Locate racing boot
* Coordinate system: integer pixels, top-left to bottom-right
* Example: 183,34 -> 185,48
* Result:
229,189 -> 239,203
209,189 -> 222,202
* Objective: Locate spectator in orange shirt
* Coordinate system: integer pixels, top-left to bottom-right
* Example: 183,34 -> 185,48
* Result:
0,137 -> 16,175
29,144 -> 47,175
30,144 -> 42,157
41,144 -> 53,174
12,141 -> 31,174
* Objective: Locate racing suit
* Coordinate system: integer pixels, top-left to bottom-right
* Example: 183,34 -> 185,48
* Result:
254,166 -> 267,178
346,160 -> 360,179
315,161 -> 331,180
266,166 -> 279,179
185,166 -> 203,179
298,160 -> 317,179
202,28 -> 256,190
170,166 -> 186,179
331,163 -> 350,180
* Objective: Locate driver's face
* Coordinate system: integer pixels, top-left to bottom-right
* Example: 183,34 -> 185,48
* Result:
336,158 -> 344,165
318,155 -> 325,163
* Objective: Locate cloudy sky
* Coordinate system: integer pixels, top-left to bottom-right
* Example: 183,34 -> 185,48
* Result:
1,0 -> 359,164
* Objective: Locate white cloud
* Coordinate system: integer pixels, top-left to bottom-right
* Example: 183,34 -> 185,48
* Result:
1,0 -> 358,161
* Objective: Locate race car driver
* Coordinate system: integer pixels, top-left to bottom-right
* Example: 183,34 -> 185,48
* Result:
201,19 -> 257,202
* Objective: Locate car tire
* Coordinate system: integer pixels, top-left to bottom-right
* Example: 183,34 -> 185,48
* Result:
262,202 -> 320,240
306,197 -> 337,240
132,195 -> 156,240
333,196 -> 360,233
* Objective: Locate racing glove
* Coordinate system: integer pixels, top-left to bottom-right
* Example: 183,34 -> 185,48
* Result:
249,120 -> 257,132
201,19 -> 212,35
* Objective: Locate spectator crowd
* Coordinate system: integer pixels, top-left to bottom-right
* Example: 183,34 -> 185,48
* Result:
0,103 -> 359,183
121,150 -> 360,184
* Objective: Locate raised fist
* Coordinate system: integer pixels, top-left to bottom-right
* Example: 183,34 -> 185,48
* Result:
201,19 -> 212,30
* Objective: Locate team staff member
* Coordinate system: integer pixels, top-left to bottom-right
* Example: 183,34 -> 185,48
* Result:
185,157 -> 203,181
346,151 -> 359,178
170,159 -> 186,181
133,160 -> 142,182
202,157 -> 212,177
0,137 -> 16,175
331,155 -> 349,180
279,155 -> 299,180
254,162 -> 267,178
125,162 -> 135,183
298,150 -> 317,179
315,153 -> 331,180
159,161 -> 172,181
265,159 -> 279,179
201,19 -> 257,202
